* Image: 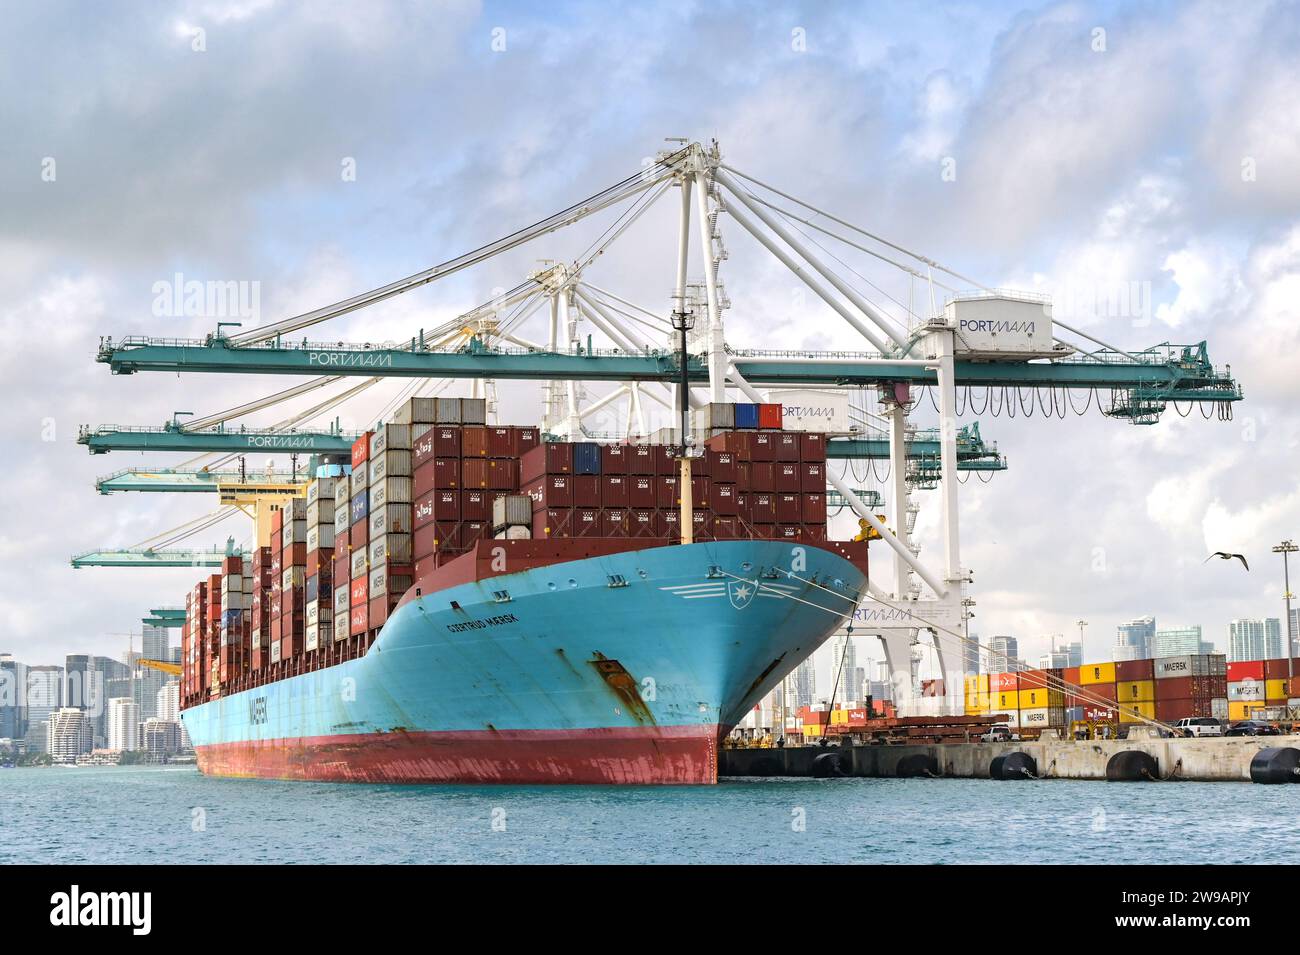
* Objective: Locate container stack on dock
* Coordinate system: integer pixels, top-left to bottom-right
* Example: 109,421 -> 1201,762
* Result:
966,654 -> 1236,735
175,394 -> 865,707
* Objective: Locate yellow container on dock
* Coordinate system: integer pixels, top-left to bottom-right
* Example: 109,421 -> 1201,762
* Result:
992,690 -> 1018,712
1017,687 -> 1060,709
1117,680 -> 1155,703
1228,701 -> 1265,722
1265,679 -> 1290,701
1119,701 -> 1156,724
1078,662 -> 1116,686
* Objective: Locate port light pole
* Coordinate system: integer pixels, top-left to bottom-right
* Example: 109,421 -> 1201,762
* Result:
1274,540 -> 1297,681
672,307 -> 695,545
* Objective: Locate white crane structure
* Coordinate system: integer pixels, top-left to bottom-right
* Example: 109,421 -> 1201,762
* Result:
88,139 -> 1243,720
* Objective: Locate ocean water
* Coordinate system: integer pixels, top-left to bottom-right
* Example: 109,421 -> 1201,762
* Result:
1,765 -> 1293,864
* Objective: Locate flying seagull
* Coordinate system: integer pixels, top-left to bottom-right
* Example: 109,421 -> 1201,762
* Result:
1204,552 -> 1249,571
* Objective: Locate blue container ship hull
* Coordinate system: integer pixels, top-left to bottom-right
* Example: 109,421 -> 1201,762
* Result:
183,540 -> 865,785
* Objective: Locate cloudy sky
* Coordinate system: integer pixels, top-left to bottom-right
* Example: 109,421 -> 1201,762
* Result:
4,0 -> 1299,684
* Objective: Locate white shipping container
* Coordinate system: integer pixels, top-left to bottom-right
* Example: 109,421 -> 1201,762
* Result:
369,533 -> 413,566
1211,698 -> 1229,720
370,424 -> 412,457
306,599 -> 320,627
306,524 -> 336,552
369,475 -> 413,507
369,568 -> 413,598
393,397 -> 436,426
459,397 -> 487,425
306,477 -> 338,504
369,502 -> 413,537
369,450 -> 413,484
1154,654 -> 1224,679
333,585 -> 350,618
350,549 -> 368,580
1227,680 -> 1266,702
492,494 -> 532,530
281,518 -> 307,547
271,640 -> 281,664
350,466 -> 368,497
435,396 -> 461,423
762,388 -> 852,433
334,500 -> 352,535
305,624 -> 318,652
282,566 -> 306,590
282,499 -> 307,521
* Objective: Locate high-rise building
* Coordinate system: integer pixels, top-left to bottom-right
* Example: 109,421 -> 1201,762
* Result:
792,658 -> 816,710
988,636 -> 1019,673
1039,650 -> 1070,669
1115,616 -> 1155,661
106,698 -> 140,752
1229,618 -> 1283,662
1154,625 -> 1203,658
1288,608 -> 1300,657
0,654 -> 28,741
47,707 -> 93,761
134,626 -> 169,720
156,681 -> 180,722
141,718 -> 183,756
23,666 -> 62,752
831,633 -> 862,701
1064,641 -> 1084,667
963,631 -> 981,675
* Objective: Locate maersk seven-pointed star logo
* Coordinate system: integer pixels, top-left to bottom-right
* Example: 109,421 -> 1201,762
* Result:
727,579 -> 757,610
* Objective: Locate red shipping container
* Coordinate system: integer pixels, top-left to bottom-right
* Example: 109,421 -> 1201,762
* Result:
351,432 -> 372,470
1227,660 -> 1265,682
802,493 -> 827,524
773,432 -> 800,461
461,489 -> 489,521
713,483 -> 739,516
758,403 -> 783,429
689,476 -> 709,508
803,524 -> 827,542
1154,698 -> 1218,722
432,521 -> 462,551
486,427 -> 513,457
306,548 -> 334,579
333,552 -> 349,584
1116,659 -> 1156,682
774,463 -> 801,493
706,431 -> 753,460
1083,683 -> 1118,703
602,476 -> 630,507
368,593 -> 400,629
350,576 -> 368,607
486,459 -> 516,491
653,445 -> 674,476
751,433 -> 776,462
750,492 -> 776,523
628,475 -> 656,508
1264,657 -> 1300,680
284,542 -> 307,567
655,509 -> 680,538
628,509 -> 656,537
572,475 -> 601,508
512,426 -> 540,457
433,457 -> 460,490
801,462 -> 825,492
736,461 -> 751,488
601,444 -> 628,475
413,522 -> 439,558
573,508 -> 601,537
774,525 -> 802,541
461,426 -> 488,457
626,444 -> 656,475
523,474 -> 573,507
532,507 -> 573,538
690,451 -> 711,479
774,493 -> 801,523
350,604 -> 368,637
462,521 -> 487,548
656,475 -> 680,509
520,443 -> 572,483
710,450 -> 737,483
462,458 -> 489,489
413,427 -> 461,468
1155,676 -> 1225,700
799,432 -> 827,462
691,510 -> 713,539
602,509 -> 628,537
751,462 -> 776,492
713,516 -> 739,539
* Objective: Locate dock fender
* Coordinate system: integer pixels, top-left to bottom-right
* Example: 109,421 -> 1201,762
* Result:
1105,750 -> 1158,782
812,751 -> 846,778
896,753 -> 939,778
994,751 -> 1037,780
1249,746 -> 1300,785
988,754 -> 1007,780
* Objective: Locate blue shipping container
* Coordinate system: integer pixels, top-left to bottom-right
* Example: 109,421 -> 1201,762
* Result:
351,491 -> 369,524
734,403 -> 759,429
573,442 -> 603,475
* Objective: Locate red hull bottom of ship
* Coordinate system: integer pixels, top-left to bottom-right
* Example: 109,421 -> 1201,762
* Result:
195,724 -> 720,785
